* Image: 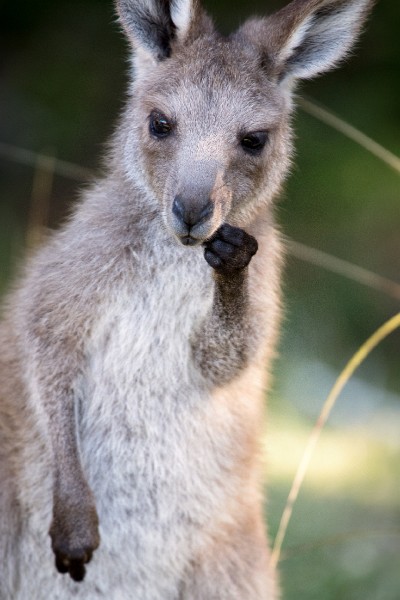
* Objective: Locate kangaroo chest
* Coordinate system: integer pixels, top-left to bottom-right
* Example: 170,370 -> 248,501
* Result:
78,249 -> 227,520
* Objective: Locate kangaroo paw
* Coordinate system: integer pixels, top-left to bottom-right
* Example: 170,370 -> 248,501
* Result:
50,496 -> 100,582
203,224 -> 258,275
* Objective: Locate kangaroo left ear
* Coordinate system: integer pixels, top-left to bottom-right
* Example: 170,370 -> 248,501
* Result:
116,0 -> 207,71
170,0 -> 197,42
236,0 -> 374,88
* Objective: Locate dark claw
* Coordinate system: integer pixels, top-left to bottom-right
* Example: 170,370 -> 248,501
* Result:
55,554 -> 69,574
69,559 -> 86,582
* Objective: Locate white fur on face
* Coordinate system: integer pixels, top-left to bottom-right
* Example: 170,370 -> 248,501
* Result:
194,133 -> 227,162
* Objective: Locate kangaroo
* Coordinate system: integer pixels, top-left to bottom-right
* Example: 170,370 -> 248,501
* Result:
0,0 -> 373,598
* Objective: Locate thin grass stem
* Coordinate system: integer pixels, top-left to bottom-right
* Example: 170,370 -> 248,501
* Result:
299,98 -> 400,175
26,153 -> 56,249
287,239 -> 400,301
270,312 -> 400,570
0,142 -> 93,181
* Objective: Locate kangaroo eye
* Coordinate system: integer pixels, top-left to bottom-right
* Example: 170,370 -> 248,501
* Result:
240,132 -> 268,155
149,111 -> 173,138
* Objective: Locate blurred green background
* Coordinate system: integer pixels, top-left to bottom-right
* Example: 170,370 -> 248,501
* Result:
1,0 -> 399,598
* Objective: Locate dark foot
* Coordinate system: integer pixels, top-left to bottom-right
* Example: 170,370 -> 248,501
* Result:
203,224 -> 258,275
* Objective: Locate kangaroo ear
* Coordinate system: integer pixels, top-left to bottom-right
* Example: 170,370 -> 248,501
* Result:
116,0 -> 202,65
237,0 -> 374,87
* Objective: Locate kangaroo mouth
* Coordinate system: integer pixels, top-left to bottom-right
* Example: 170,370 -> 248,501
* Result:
179,235 -> 202,246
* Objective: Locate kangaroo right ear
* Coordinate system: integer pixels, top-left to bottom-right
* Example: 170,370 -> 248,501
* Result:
116,0 -> 204,72
236,0 -> 374,89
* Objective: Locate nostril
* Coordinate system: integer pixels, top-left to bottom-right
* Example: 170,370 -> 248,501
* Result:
198,200 -> 213,224
172,196 -> 185,221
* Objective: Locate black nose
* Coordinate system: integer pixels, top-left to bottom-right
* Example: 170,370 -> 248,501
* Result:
172,196 -> 214,229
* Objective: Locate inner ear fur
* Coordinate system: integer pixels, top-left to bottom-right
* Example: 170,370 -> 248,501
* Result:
115,0 -> 212,61
116,0 -> 176,59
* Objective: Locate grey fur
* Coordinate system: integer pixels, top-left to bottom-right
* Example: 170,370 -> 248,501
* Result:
0,0 -> 373,598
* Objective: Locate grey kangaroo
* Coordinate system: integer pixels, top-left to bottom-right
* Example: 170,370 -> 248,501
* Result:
0,0 -> 373,598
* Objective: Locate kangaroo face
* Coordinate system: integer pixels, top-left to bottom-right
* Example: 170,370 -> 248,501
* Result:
131,39 -> 291,245
117,0 -> 374,247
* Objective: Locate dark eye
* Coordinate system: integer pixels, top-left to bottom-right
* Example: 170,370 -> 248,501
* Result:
149,111 -> 173,138
240,131 -> 268,155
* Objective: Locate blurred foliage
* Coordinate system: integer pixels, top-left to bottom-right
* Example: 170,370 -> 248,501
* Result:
1,1 -> 399,598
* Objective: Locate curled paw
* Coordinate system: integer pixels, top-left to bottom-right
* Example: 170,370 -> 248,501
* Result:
203,224 -> 258,275
50,500 -> 100,582
53,545 -> 96,582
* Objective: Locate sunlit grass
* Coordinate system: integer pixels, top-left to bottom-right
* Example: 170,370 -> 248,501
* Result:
266,407 -> 400,501
266,416 -> 385,490
265,388 -> 400,600
269,314 -> 400,574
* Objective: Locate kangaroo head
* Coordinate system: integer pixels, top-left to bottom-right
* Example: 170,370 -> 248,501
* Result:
116,0 -> 373,245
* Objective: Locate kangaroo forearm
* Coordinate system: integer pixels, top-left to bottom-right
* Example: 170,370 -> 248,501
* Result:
50,415 -> 99,583
49,395 -> 87,492
35,366 -> 101,583
191,270 -> 251,385
191,224 -> 258,385
31,336 -> 83,464
34,356 -> 93,505
31,342 -> 100,580
50,397 -> 98,550
25,281 -> 89,472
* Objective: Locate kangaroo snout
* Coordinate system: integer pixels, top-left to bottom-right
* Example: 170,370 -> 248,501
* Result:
172,195 -> 214,245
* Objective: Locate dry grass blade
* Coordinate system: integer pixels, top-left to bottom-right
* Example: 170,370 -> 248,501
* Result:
26,154 -> 56,249
0,142 -> 93,181
299,98 -> 400,175
270,312 -> 400,570
287,239 -> 400,301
